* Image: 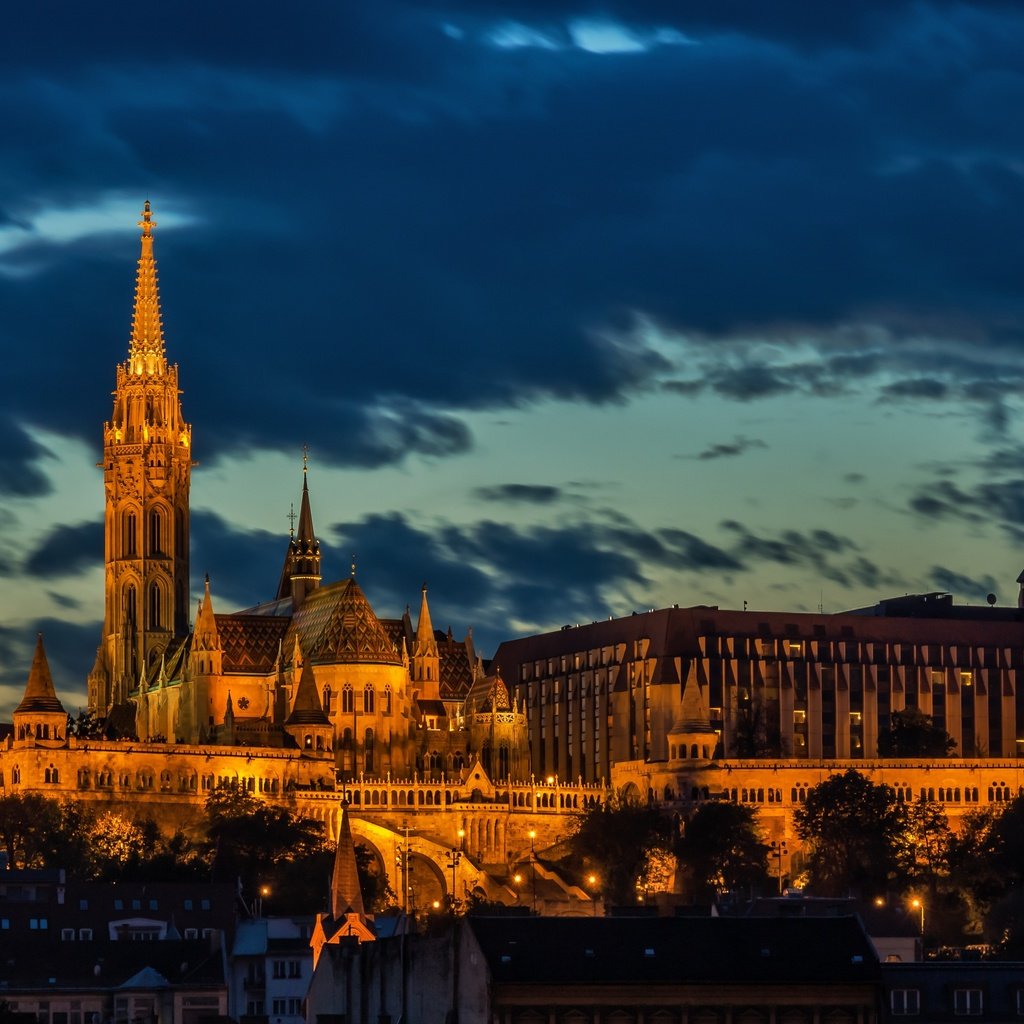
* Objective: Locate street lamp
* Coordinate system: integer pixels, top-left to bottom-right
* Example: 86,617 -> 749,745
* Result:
512,872 -> 523,904
446,848 -> 462,915
528,829 -> 537,913
587,873 -> 599,917
770,840 -> 787,895
911,897 -> 925,938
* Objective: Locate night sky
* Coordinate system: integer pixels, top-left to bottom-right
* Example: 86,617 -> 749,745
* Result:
2,2 -> 1024,714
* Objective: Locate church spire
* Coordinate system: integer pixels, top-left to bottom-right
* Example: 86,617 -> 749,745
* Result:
412,583 -> 440,696
275,454 -> 322,609
331,800 -> 366,920
128,201 -> 167,377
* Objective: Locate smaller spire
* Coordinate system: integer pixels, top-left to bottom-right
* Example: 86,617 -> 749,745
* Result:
15,634 -> 66,715
287,659 -> 330,726
331,802 -> 366,920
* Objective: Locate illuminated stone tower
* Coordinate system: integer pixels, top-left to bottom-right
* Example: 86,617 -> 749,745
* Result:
89,202 -> 192,712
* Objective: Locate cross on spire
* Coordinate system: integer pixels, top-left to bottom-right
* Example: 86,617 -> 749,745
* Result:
287,503 -> 296,538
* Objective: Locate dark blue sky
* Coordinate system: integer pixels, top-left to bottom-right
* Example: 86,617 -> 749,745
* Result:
2,1 -> 1023,711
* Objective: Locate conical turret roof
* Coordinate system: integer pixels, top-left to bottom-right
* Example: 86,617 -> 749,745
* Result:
287,659 -> 330,726
15,635 -> 66,715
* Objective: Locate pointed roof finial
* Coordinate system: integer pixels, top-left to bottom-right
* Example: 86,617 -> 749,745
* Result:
128,201 -> 167,376
287,503 -> 296,539
303,443 -> 309,475
351,553 -> 357,578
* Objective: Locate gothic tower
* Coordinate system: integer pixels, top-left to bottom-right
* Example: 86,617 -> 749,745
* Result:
90,202 -> 192,713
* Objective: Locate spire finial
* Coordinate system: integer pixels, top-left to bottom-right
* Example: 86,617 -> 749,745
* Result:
302,443 -> 309,475
128,201 -> 167,375
138,200 -> 154,237
288,503 -> 296,539
351,553 -> 357,578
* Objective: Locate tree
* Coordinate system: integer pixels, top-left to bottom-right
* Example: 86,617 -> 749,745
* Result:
0,795 -> 90,870
569,790 -> 673,906
203,784 -> 329,912
896,798 -> 952,890
730,697 -> 783,757
677,802 -> 770,901
794,769 -> 905,897
877,707 -> 956,757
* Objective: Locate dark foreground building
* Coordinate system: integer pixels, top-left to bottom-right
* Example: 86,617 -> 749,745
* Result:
306,915 -> 883,1024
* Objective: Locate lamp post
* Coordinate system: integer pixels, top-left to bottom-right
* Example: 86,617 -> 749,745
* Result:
446,849 -> 462,915
911,897 -> 925,938
528,829 -> 537,913
770,840 -> 787,895
513,872 -> 523,904
587,873 -> 599,917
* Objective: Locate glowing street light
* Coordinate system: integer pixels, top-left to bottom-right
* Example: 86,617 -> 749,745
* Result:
587,873 -> 599,917
911,897 -> 925,937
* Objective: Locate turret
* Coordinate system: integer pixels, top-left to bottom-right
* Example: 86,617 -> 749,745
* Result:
13,635 -> 67,748
285,659 -> 333,754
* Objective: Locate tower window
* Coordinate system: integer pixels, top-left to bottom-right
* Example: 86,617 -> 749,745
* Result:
149,583 -> 162,629
125,584 -> 137,623
149,510 -> 162,555
124,512 -> 138,556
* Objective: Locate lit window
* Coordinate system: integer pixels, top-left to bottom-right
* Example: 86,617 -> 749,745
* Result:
960,671 -> 973,687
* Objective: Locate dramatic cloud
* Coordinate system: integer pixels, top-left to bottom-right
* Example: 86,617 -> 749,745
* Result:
684,436 -> 768,461
0,0 -> 1022,478
24,521 -> 102,578
930,566 -> 1000,605
473,484 -> 562,504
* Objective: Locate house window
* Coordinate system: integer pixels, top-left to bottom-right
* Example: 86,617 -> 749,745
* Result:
79,928 -> 92,940
891,989 -> 920,1015
954,989 -> 983,1016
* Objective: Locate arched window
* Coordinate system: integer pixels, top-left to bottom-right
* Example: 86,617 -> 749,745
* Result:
341,728 -> 353,773
383,685 -> 392,714
149,583 -> 162,628
341,685 -> 354,713
124,512 -> 137,556
125,584 -> 137,623
149,510 -> 162,555
363,685 -> 375,713
364,728 -> 375,774
322,685 -> 332,712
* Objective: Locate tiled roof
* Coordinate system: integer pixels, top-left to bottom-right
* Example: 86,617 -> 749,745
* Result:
440,636 -> 474,700
217,614 -> 289,673
289,578 -> 402,666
